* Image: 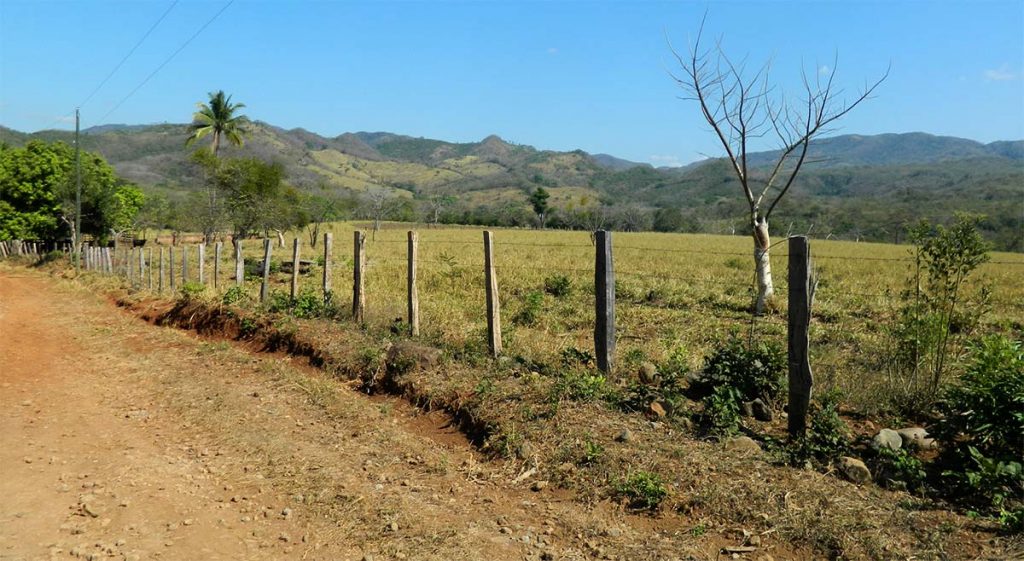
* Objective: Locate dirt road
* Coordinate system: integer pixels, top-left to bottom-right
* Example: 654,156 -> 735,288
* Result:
0,269 -> 736,561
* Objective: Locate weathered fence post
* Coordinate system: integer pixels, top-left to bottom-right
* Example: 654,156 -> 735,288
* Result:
290,237 -> 301,300
352,230 -> 366,322
234,240 -> 244,287
148,247 -> 154,290
128,247 -> 136,284
214,242 -> 222,289
159,247 -> 165,292
138,246 -> 146,286
407,230 -> 419,336
788,235 -> 814,438
322,232 -> 333,303
483,231 -> 502,357
260,238 -> 272,303
181,244 -> 189,284
198,243 -> 206,285
594,230 -> 616,373
169,246 -> 176,291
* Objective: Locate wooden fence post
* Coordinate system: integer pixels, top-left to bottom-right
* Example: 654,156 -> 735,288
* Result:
128,247 -> 136,284
234,240 -> 244,287
159,247 -> 165,292
198,243 -> 206,285
483,231 -> 502,357
407,231 -> 419,336
181,245 -> 189,284
290,237 -> 301,300
148,247 -> 154,290
322,233 -> 333,303
352,230 -> 365,321
169,246 -> 176,291
788,235 -> 814,438
138,246 -> 145,286
260,238 -> 272,303
214,242 -> 222,289
594,230 -> 616,373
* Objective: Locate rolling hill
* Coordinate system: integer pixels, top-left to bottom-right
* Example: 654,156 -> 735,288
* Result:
1,124 -> 1021,250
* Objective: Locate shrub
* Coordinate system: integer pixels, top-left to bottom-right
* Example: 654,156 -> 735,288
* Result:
704,385 -> 742,437
179,282 -> 205,300
222,285 -> 247,306
789,389 -> 850,465
882,214 -> 991,414
552,370 -> 607,402
935,336 -> 1023,519
615,471 -> 668,511
512,290 -> 544,326
701,337 -> 784,402
874,447 -> 927,493
543,274 -> 572,298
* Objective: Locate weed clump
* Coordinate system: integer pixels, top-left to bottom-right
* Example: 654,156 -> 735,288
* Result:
615,471 -> 668,511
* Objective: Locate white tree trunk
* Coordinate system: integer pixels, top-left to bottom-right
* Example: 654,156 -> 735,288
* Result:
753,217 -> 774,314
276,230 -> 285,248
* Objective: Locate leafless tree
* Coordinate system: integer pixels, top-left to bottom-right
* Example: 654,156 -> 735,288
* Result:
363,188 -> 393,240
671,17 -> 887,313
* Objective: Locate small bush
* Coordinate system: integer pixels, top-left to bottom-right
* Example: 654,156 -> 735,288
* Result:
552,370 -> 607,402
179,281 -> 205,300
513,290 -> 544,326
935,336 -> 1023,519
239,317 -> 258,338
874,447 -> 927,493
701,337 -> 784,403
580,438 -> 604,466
789,390 -> 850,465
704,385 -> 742,437
222,285 -> 247,306
615,471 -> 668,511
560,346 -> 595,368
543,274 -> 572,298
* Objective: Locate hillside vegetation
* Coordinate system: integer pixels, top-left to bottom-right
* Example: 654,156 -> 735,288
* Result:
1,124 -> 1021,250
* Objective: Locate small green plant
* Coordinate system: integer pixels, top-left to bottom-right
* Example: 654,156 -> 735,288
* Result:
701,337 -> 784,403
615,471 -> 668,511
552,370 -> 607,402
222,285 -> 247,305
238,317 -> 258,338
179,281 -> 205,300
543,274 -> 572,298
875,447 -> 927,493
513,290 -> 544,326
935,335 -> 1023,521
704,384 -> 742,436
580,438 -> 604,466
789,389 -> 850,465
560,346 -> 595,368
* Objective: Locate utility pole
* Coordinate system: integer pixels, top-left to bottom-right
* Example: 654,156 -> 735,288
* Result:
74,108 -> 82,272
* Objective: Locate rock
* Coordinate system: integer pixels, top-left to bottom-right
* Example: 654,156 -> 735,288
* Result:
638,363 -> 658,385
871,429 -> 902,451
897,427 -> 933,449
81,502 -> 102,518
531,480 -> 548,492
740,401 -> 754,418
281,507 -> 293,520
751,398 -> 773,422
388,521 -> 399,532
839,456 -> 872,484
648,401 -> 668,419
515,441 -> 534,460
385,342 -> 442,374
724,436 -> 762,454
615,429 -> 634,443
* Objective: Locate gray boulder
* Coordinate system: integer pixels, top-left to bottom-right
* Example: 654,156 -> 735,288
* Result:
638,362 -> 658,385
724,436 -> 762,455
897,427 -> 936,450
871,428 -> 902,451
839,456 -> 872,484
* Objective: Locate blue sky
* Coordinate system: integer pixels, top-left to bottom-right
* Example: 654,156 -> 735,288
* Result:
1,0 -> 1022,165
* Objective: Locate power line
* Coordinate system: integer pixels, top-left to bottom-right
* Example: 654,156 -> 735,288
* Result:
92,0 -> 235,127
78,0 -> 180,111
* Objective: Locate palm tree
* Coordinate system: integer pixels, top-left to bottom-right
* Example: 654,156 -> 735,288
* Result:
186,90 -> 247,244
185,90 -> 248,156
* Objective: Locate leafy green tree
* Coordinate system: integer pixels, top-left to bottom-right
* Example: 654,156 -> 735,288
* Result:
0,140 -> 142,243
529,187 -> 550,229
214,157 -> 299,240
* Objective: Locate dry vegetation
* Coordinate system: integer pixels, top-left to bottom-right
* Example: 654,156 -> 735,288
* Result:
34,224 -> 1024,559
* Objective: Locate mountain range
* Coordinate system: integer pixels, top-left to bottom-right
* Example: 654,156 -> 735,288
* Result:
1,123 -> 1021,250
